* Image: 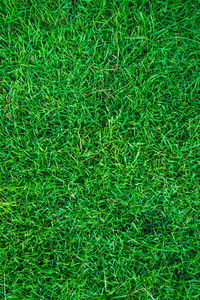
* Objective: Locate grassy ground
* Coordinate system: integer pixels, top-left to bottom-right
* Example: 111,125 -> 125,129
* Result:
0,0 -> 200,299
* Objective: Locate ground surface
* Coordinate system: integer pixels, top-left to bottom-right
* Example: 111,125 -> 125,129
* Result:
0,0 -> 200,299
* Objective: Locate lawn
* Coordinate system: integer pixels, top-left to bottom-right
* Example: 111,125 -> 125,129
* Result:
0,0 -> 200,299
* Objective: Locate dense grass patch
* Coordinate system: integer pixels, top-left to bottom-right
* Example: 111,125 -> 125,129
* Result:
0,0 -> 200,299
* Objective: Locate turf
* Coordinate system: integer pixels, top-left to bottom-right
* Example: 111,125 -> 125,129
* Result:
0,0 -> 200,299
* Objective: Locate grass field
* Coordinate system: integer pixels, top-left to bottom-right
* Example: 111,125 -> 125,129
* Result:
0,0 -> 200,299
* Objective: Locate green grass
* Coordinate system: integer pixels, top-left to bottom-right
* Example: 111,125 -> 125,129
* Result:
0,0 -> 200,299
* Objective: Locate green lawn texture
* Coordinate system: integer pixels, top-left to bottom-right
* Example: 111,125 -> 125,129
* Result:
0,0 -> 200,299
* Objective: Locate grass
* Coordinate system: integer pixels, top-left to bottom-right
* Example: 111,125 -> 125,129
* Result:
0,0 -> 200,299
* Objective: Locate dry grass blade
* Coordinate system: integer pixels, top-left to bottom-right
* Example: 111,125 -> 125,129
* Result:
130,288 -> 155,299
